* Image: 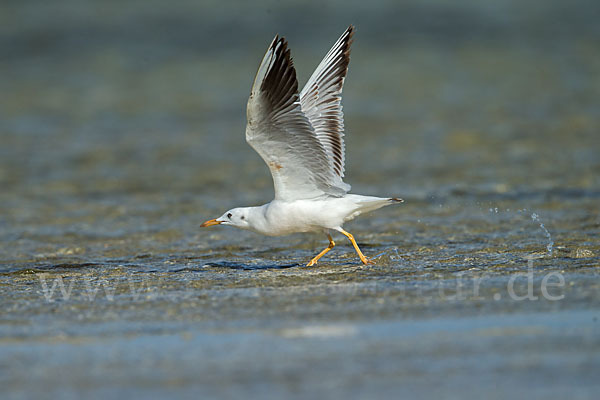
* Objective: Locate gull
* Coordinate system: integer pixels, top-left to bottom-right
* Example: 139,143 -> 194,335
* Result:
201,25 -> 403,266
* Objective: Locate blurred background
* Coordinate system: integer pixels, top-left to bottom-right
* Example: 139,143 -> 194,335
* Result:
2,0 -> 599,210
1,0 -> 599,398
1,0 -> 599,256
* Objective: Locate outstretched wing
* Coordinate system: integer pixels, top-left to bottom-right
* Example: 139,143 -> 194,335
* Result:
299,25 -> 354,178
246,35 -> 351,201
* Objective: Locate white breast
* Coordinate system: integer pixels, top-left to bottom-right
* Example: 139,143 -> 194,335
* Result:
258,198 -> 354,236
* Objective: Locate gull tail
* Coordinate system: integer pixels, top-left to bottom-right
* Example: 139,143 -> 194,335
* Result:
343,195 -> 404,222
352,195 -> 404,210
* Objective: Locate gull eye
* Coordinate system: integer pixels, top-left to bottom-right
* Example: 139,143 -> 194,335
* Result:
227,213 -> 232,219
240,215 -> 245,220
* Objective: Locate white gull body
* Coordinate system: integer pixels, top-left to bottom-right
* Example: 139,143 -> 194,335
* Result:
201,26 -> 402,266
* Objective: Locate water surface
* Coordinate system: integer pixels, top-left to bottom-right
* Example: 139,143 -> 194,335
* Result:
1,0 -> 599,398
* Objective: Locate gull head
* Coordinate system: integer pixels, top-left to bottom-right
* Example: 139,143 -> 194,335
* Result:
200,207 -> 251,230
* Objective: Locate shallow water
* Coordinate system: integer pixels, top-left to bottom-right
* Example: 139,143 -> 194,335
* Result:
1,0 -> 600,398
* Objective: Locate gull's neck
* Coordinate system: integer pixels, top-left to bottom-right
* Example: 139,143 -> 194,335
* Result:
245,204 -> 271,235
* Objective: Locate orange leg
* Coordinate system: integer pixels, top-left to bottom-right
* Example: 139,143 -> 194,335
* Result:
338,229 -> 373,265
307,234 -> 335,266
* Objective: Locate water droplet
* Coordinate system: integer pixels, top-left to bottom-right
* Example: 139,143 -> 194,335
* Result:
531,213 -> 553,256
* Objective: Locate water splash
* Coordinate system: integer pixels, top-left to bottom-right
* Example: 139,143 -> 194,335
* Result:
373,247 -> 402,261
487,206 -> 554,257
531,213 -> 554,256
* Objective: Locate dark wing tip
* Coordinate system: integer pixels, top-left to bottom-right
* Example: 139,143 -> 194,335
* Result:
343,25 -> 355,65
259,34 -> 300,109
262,36 -> 294,81
346,24 -> 355,41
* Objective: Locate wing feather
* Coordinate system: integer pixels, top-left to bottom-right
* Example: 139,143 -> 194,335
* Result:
300,25 -> 354,178
246,35 -> 351,201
